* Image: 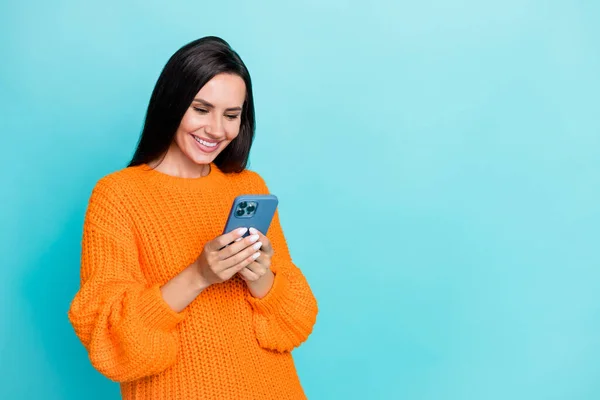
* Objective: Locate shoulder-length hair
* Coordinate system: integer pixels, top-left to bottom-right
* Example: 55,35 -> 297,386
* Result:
128,36 -> 255,173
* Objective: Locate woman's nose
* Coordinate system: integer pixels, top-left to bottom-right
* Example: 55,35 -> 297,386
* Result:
205,115 -> 224,137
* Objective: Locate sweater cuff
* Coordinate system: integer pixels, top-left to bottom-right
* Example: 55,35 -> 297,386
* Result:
246,270 -> 290,315
138,285 -> 186,332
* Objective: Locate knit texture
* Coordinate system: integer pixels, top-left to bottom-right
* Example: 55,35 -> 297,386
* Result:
68,163 -> 318,400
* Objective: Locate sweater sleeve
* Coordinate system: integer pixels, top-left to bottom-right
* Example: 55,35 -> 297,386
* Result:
68,179 -> 186,382
245,176 -> 319,352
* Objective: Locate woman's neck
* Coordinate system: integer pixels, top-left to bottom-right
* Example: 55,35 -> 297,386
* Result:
150,143 -> 210,179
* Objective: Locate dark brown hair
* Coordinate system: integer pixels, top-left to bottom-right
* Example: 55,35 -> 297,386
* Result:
128,36 -> 255,173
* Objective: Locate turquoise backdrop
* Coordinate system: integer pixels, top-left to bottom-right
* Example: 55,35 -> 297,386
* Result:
1,1 -> 599,399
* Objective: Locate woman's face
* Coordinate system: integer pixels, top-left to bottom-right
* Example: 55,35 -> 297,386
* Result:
173,73 -> 246,166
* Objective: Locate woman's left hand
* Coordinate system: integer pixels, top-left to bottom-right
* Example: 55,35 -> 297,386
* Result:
239,228 -> 274,282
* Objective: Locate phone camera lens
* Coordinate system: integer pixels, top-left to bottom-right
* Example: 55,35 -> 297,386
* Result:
239,201 -> 247,209
246,205 -> 255,213
236,209 -> 245,217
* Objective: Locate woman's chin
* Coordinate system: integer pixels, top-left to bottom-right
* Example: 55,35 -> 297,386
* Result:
187,149 -> 219,166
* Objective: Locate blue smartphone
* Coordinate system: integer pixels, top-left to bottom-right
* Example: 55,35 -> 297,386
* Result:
223,194 -> 279,238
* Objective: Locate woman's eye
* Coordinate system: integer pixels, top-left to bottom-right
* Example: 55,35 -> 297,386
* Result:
226,114 -> 240,120
194,107 -> 208,114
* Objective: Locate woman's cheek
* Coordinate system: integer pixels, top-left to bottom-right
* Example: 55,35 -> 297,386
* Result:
180,111 -> 203,132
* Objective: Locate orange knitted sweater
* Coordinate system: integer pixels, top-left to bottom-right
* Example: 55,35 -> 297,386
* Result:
68,164 -> 318,400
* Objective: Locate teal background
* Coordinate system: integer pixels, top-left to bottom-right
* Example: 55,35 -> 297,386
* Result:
1,1 -> 599,399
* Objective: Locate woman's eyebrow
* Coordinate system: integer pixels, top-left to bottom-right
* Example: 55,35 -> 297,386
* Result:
193,98 -> 242,112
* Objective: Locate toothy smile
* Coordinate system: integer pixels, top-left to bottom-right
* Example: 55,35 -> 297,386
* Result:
193,136 -> 218,147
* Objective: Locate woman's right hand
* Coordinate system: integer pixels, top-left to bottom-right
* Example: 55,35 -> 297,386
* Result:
195,227 -> 263,288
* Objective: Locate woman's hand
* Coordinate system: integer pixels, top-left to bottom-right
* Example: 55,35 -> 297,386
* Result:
160,227 -> 262,312
195,227 -> 264,288
238,228 -> 275,298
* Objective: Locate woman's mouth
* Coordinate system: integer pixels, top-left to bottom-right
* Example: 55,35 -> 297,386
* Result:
192,135 -> 220,153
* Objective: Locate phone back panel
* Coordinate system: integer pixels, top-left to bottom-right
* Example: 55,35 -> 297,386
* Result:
223,194 -> 279,237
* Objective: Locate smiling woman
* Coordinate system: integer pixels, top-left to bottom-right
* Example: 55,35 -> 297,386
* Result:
128,37 -> 256,175
67,36 -> 318,400
170,74 -> 246,167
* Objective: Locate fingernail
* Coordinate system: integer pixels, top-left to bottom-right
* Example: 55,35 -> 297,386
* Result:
253,241 -> 263,250
238,227 -> 248,236
249,227 -> 258,235
249,234 -> 259,243
252,252 -> 261,259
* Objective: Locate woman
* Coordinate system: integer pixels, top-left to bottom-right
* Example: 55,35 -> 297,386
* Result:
68,36 -> 318,400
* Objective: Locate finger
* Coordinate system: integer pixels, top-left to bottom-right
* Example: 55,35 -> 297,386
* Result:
221,243 -> 262,270
217,253 -> 254,282
220,253 -> 258,281
238,267 -> 260,281
218,233 -> 260,261
253,253 -> 271,269
245,261 -> 267,277
209,227 -> 248,251
248,228 -> 273,254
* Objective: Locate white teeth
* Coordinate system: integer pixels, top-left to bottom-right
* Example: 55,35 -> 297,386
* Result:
194,136 -> 217,147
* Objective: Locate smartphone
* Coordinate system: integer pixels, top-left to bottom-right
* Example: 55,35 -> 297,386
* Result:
223,194 -> 279,238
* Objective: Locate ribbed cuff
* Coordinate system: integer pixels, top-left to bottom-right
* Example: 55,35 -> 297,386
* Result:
138,285 -> 186,332
246,270 -> 290,315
